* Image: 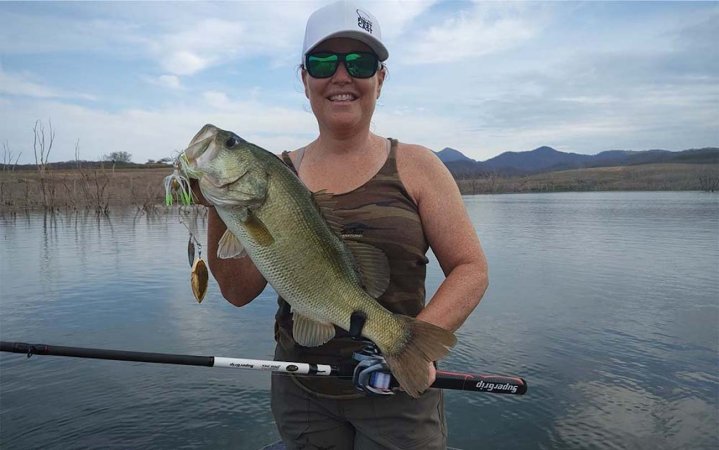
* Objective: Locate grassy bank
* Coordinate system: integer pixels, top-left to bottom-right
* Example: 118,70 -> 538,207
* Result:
1,163 -> 717,212
0,167 -> 172,213
456,163 -> 719,195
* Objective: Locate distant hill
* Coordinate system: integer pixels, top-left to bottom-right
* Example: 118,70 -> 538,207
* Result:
483,146 -> 591,173
435,146 -> 719,177
4,147 -> 717,178
435,147 -> 475,163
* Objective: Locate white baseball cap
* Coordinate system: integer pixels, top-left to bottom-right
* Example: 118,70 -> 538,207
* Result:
301,1 -> 389,64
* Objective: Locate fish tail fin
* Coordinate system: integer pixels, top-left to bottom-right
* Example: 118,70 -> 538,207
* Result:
382,316 -> 456,398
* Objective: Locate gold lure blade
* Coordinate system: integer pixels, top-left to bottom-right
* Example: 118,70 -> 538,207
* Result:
191,258 -> 209,303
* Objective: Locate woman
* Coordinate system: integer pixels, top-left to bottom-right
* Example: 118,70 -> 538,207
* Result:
197,2 -> 488,448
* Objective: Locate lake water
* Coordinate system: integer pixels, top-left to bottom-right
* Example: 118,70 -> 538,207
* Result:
1,192 -> 717,449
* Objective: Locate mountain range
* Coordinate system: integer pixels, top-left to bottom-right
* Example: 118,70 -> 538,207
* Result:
435,146 -> 719,177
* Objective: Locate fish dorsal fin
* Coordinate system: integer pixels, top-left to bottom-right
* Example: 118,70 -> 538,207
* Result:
311,190 -> 343,235
292,312 -> 336,347
343,239 -> 391,299
217,229 -> 247,259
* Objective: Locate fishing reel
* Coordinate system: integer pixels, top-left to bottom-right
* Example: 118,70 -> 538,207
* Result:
347,312 -> 395,396
352,344 -> 395,396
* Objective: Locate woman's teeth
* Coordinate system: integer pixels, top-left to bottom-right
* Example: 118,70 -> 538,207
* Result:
329,94 -> 356,102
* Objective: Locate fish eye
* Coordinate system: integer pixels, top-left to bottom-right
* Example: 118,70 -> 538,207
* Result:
225,137 -> 237,148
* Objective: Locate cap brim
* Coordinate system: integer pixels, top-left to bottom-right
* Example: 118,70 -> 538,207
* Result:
304,31 -> 389,62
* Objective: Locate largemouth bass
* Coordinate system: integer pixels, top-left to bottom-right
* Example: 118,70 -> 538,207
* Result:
180,124 -> 456,397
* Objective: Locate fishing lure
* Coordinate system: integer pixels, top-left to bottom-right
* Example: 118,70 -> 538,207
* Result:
185,226 -> 208,303
163,160 -> 193,206
191,257 -> 209,303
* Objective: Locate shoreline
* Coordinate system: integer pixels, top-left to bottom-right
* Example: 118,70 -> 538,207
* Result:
454,163 -> 718,195
0,163 -> 716,212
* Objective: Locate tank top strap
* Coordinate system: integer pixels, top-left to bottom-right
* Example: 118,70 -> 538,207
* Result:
388,137 -> 398,156
280,147 -> 307,175
280,151 -> 297,175
378,138 -> 399,176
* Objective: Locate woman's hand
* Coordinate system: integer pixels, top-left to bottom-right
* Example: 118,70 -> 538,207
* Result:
428,361 -> 437,387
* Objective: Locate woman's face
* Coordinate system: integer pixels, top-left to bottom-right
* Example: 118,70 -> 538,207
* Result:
302,37 -> 385,135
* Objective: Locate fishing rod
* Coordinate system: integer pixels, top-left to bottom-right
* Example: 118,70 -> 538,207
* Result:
0,341 -> 527,396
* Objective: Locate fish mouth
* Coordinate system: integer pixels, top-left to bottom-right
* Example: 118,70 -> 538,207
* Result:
184,137 -> 212,163
178,152 -> 201,180
180,150 -> 243,189
179,137 -> 213,180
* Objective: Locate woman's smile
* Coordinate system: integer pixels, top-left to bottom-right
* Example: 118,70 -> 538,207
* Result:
327,92 -> 358,102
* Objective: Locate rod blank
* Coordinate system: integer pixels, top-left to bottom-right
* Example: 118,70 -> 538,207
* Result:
1,341 -> 527,395
0,341 -> 214,366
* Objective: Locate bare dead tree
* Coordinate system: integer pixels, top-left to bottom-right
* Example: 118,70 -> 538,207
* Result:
2,141 -> 22,172
33,120 -> 55,209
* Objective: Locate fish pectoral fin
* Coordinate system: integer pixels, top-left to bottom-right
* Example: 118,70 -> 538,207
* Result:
217,229 -> 247,259
343,240 -> 391,298
242,210 -> 275,247
292,313 -> 336,347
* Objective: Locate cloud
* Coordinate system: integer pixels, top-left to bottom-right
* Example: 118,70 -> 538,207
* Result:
367,1 -> 438,41
161,51 -> 211,76
140,3 -> 329,75
202,91 -> 232,109
373,105 -> 473,153
0,88 -> 481,164
144,74 -> 183,90
388,3 -> 719,156
0,10 -> 141,55
0,69 -> 96,101
151,19 -> 245,76
400,3 -> 544,64
0,93 -> 318,164
0,2 -> 321,75
1,2 -> 716,163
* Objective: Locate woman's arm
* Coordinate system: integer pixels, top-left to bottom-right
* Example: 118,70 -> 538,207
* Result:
397,144 -> 489,331
191,180 -> 267,307
206,207 -> 268,306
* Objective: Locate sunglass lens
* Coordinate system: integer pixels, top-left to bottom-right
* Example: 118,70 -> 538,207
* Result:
345,53 -> 378,78
307,53 -> 338,78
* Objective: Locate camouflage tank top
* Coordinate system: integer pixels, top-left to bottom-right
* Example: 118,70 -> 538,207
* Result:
275,138 -> 430,398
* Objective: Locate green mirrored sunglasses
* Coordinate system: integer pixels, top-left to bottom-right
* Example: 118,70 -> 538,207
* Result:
305,52 -> 380,79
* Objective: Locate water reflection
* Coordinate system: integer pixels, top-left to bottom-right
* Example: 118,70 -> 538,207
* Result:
1,193 -> 718,449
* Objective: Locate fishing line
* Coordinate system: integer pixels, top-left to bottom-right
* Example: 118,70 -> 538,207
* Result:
178,214 -> 203,265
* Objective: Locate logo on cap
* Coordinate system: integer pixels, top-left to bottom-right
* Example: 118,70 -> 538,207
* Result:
356,9 -> 373,34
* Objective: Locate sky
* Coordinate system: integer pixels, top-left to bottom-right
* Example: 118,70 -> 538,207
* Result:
0,0 -> 717,164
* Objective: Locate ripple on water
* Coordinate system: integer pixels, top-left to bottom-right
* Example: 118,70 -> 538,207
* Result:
2,195 -> 718,449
